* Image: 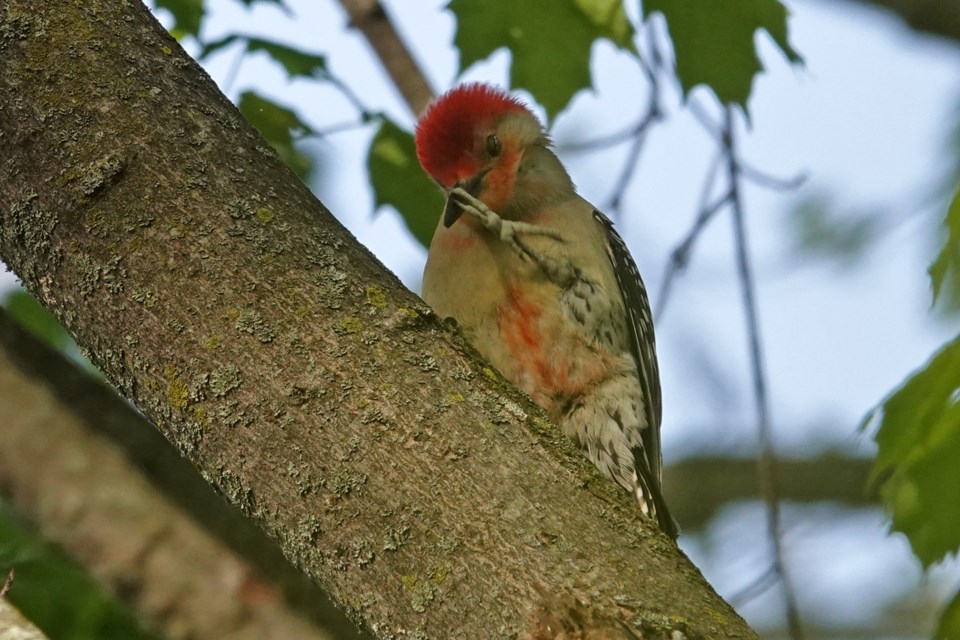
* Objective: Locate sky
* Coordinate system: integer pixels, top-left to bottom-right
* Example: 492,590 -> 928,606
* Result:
3,0 -> 959,636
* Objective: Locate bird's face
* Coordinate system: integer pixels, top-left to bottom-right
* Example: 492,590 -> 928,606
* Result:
440,112 -> 543,227
416,84 -> 545,227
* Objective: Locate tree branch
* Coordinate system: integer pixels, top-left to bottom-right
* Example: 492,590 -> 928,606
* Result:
0,598 -> 49,640
724,108 -> 803,639
0,309 -> 346,640
663,454 -> 875,529
336,0 -> 435,116
0,1 -> 756,637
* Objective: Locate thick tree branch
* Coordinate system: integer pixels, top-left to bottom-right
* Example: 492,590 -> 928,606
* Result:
0,309 -> 362,639
664,454 -> 874,529
0,2 -> 754,637
0,599 -> 48,640
1,298 -> 878,536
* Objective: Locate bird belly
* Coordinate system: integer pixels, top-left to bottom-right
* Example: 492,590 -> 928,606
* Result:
494,284 -> 613,419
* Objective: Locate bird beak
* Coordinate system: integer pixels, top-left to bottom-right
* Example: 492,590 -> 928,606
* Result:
442,194 -> 464,228
443,173 -> 486,228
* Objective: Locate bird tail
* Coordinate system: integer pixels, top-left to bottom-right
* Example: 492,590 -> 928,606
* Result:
632,466 -> 679,539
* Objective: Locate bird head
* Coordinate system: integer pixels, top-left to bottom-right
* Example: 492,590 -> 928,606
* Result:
415,83 -> 551,227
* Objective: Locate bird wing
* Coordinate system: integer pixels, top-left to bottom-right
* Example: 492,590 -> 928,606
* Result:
591,210 -> 663,486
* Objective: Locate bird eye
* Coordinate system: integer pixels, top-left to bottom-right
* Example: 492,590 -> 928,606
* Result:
485,134 -> 501,157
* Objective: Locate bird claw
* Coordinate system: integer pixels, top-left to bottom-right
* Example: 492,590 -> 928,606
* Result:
449,188 -> 575,284
449,188 -> 563,248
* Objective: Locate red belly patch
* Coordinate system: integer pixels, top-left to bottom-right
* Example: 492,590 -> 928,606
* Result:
498,285 -> 609,412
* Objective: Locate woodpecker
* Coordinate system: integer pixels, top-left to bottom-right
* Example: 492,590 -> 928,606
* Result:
416,83 -> 677,538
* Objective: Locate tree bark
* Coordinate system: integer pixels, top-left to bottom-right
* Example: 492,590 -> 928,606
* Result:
0,309 -> 354,640
0,599 -> 49,640
0,2 -> 756,638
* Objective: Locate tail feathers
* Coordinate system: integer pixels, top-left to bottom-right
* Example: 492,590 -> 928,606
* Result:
632,468 -> 679,540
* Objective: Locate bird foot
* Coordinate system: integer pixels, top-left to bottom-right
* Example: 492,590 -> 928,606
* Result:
449,188 -> 577,285
449,188 -> 562,252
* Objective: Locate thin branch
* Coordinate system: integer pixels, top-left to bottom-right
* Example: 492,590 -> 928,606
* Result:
336,0 -> 434,116
652,80 -> 807,636
0,569 -> 13,600
683,99 -> 806,192
223,43 -> 246,95
323,72 -> 374,117
738,161 -> 808,191
687,97 -> 722,140
603,41 -> 665,215
562,39 -> 663,156
311,119 -> 372,138
728,565 -> 779,607
654,151 -> 727,320
606,119 -> 658,213
724,107 -> 804,640
561,110 -> 659,154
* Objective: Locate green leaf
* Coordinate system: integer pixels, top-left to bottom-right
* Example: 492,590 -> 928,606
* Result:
642,0 -> 802,112
367,119 -> 444,248
238,91 -> 314,179
936,589 -> 960,640
449,0 -> 635,119
868,334 -> 960,566
930,184 -> 960,311
200,35 -> 326,80
154,0 -> 205,39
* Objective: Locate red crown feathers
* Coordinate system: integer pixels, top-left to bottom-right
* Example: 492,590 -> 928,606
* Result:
415,83 -> 529,186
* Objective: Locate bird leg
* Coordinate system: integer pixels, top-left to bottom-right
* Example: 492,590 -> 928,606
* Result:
449,187 -> 577,286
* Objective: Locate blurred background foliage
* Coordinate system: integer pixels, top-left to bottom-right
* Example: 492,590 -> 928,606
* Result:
0,504 -> 157,640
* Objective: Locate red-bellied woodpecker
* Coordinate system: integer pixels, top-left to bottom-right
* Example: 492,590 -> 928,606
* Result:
415,83 -> 677,538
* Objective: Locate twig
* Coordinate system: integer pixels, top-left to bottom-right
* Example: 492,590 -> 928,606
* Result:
554,26 -> 665,216
223,43 -> 246,95
323,73 -> 374,118
336,0 -> 435,116
728,564 -> 778,607
654,151 -> 726,320
562,41 -> 663,156
0,569 -> 13,599
561,110 -> 659,154
607,119 -> 658,213
312,119 -> 372,138
654,190 -> 732,318
723,107 -> 804,640
687,97 -> 722,140
652,94 -> 805,635
603,37 -> 664,215
738,161 -> 808,191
